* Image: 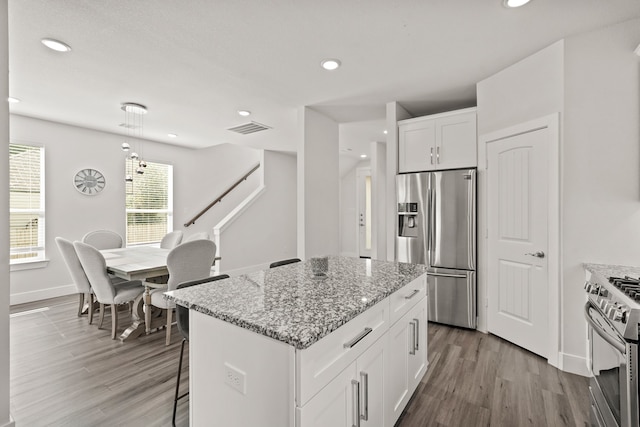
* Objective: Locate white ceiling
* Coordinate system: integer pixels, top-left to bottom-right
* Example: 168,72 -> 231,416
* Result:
8,1 -> 640,157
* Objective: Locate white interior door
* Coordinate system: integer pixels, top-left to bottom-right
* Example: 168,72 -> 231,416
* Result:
357,168 -> 372,258
486,127 -> 549,358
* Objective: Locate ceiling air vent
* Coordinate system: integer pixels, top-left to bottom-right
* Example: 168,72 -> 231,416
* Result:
227,121 -> 272,135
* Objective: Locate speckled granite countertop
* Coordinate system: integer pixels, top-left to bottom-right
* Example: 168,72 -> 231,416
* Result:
165,256 -> 428,350
583,263 -> 640,285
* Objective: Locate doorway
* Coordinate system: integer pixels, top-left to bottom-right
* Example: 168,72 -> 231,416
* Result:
357,167 -> 372,258
481,114 -> 560,365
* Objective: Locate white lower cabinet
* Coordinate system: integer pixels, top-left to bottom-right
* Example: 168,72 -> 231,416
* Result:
297,363 -> 357,427
298,298 -> 428,427
298,335 -> 386,427
386,298 -> 428,427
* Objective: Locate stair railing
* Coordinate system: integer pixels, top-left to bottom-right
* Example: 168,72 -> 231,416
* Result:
184,163 -> 260,227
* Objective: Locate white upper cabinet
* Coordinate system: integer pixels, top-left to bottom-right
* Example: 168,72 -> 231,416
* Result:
398,107 -> 477,173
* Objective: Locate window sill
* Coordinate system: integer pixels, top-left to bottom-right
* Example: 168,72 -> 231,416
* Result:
10,259 -> 50,272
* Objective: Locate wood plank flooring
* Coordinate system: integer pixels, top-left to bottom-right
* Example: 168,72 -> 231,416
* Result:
10,295 -> 590,426
396,325 -> 590,427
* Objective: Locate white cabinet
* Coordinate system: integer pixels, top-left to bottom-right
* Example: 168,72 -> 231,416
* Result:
386,298 -> 428,427
398,107 -> 477,173
297,362 -> 357,427
355,335 -> 386,427
298,336 -> 386,427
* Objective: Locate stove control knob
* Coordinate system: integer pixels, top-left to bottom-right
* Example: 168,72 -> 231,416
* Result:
599,298 -> 609,310
612,310 -> 627,323
585,282 -> 600,294
599,289 -> 609,297
605,304 -> 617,318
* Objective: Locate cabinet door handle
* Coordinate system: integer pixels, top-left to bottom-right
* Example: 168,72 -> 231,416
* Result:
413,318 -> 420,351
409,320 -> 417,355
360,372 -> 369,421
430,147 -> 434,164
436,146 -> 440,163
344,327 -> 373,349
351,379 -> 361,427
404,289 -> 420,300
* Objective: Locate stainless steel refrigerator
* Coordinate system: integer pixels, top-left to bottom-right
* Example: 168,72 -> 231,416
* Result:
395,169 -> 476,329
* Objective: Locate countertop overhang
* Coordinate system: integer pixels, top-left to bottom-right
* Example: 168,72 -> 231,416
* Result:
165,256 -> 428,349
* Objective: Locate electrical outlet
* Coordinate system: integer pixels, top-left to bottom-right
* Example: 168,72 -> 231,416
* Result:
224,362 -> 246,394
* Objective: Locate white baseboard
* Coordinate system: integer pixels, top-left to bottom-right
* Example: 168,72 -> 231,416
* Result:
559,352 -> 589,377
0,414 -> 15,427
10,284 -> 75,305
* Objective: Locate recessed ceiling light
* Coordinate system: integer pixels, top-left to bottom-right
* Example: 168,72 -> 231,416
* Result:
503,0 -> 531,7
321,59 -> 341,71
41,38 -> 72,52
7,97 -> 20,103
238,110 -> 251,117
383,130 -> 388,135
360,154 -> 367,158
167,133 -> 178,138
121,102 -> 148,115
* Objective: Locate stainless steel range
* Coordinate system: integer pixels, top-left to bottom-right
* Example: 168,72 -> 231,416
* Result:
584,265 -> 640,427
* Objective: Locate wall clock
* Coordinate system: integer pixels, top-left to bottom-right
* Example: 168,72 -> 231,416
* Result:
74,168 -> 106,195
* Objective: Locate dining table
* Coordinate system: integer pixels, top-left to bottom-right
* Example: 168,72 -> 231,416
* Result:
101,246 -> 172,342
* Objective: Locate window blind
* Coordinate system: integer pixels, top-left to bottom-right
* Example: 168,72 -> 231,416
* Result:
126,160 -> 173,245
9,144 -> 45,261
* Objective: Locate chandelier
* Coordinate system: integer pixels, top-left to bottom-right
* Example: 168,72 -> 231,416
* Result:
121,102 -> 148,183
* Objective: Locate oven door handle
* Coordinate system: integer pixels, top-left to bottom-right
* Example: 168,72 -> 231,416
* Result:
584,302 -> 626,354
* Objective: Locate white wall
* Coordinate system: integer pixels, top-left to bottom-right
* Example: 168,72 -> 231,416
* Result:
371,141 -> 386,260
9,115 -> 261,304
385,102 -> 412,261
476,41 -> 564,136
1,1 -> 14,425
562,18 -> 640,362
216,150 -> 297,273
177,143 -> 261,238
476,41 -> 564,336
297,107 -> 339,259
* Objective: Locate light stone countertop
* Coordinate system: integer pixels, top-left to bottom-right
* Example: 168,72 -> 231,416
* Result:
583,262 -> 640,286
165,256 -> 429,349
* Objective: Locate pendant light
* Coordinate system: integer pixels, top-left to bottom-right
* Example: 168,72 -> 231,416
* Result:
121,102 -> 148,183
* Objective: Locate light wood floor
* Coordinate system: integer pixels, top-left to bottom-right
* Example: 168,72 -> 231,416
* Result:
10,295 -> 590,426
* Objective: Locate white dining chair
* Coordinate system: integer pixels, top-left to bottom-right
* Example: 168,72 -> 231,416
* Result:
55,237 -> 97,322
74,241 -> 145,339
81,229 -> 124,250
160,230 -> 183,249
148,239 -> 216,345
183,231 -> 210,242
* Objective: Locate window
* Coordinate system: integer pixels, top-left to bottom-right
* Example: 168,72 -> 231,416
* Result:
126,160 -> 173,245
9,143 -> 45,263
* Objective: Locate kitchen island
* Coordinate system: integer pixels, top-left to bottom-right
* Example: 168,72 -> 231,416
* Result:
165,256 -> 429,427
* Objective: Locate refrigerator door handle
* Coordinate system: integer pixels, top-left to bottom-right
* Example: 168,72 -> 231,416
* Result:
426,186 -> 432,260
465,171 -> 476,270
429,183 -> 436,266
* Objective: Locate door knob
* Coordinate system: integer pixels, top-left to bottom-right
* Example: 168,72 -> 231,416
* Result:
525,251 -> 545,258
